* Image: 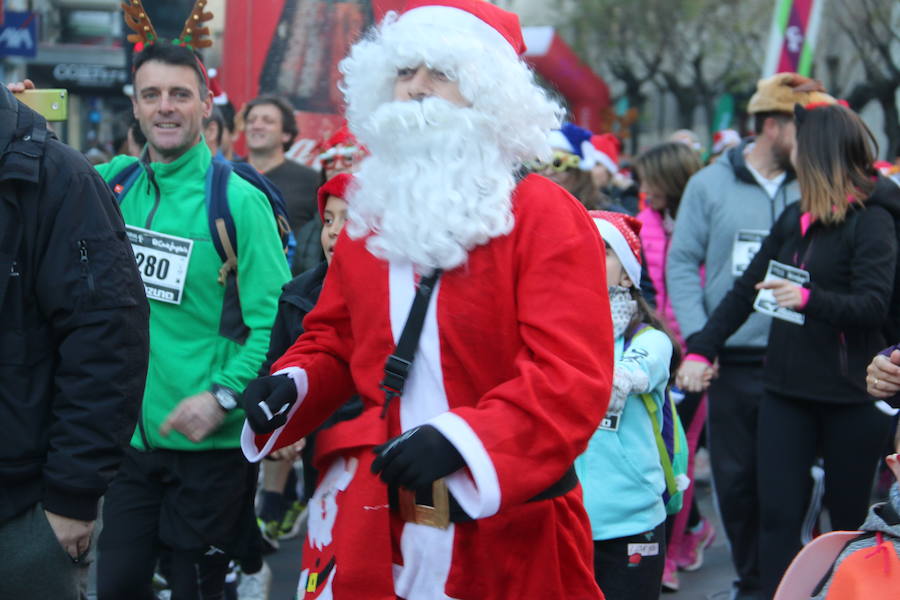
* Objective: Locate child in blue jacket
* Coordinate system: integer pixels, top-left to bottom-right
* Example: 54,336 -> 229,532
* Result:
575,210 -> 681,600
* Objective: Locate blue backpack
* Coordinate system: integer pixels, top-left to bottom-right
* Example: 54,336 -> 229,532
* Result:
625,324 -> 690,515
108,158 -> 294,344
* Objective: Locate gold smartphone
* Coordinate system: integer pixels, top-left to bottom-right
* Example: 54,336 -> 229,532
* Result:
18,89 -> 68,121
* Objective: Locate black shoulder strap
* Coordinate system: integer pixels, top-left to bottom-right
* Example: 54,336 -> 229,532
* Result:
380,269 -> 442,418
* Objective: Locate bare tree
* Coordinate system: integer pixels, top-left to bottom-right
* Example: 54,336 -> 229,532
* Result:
562,0 -> 767,149
656,0 -> 768,135
560,0 -> 676,152
833,0 -> 900,158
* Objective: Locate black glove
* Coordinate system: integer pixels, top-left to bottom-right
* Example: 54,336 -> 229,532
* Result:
240,375 -> 297,434
371,425 -> 465,491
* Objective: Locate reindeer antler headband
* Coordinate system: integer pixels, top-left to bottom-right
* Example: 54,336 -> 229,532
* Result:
176,0 -> 214,48
122,0 -> 214,87
122,0 -> 214,49
121,0 -> 158,46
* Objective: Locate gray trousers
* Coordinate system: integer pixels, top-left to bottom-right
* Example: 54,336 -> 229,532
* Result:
0,502 -> 89,600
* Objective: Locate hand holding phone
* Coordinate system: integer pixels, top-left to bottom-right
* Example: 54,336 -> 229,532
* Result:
17,89 -> 68,121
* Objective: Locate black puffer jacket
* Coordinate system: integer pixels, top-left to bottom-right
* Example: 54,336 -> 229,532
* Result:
688,176 -> 900,403
0,88 -> 149,523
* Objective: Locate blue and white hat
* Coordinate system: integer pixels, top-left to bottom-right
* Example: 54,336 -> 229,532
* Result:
547,122 -> 593,168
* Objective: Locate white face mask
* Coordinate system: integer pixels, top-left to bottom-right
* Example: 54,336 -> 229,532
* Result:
608,285 -> 638,339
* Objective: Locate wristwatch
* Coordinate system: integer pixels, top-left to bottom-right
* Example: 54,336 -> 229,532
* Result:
211,384 -> 239,412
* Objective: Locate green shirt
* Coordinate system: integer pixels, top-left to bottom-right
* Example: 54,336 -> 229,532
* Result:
96,142 -> 291,451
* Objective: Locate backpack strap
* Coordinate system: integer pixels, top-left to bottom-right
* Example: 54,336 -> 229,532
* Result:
203,161 -> 250,344
206,160 -> 238,283
623,322 -> 653,351
228,160 -> 292,244
108,161 -> 143,203
624,323 -> 685,504
641,393 -> 679,499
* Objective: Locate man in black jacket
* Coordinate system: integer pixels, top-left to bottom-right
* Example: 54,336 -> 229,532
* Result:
0,85 -> 150,599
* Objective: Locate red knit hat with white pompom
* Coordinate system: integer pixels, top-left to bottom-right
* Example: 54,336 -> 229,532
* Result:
589,210 -> 643,288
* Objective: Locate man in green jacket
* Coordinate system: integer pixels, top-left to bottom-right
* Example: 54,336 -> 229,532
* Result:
94,42 -> 290,599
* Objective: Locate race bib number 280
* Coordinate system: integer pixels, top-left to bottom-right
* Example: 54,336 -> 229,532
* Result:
126,225 -> 193,304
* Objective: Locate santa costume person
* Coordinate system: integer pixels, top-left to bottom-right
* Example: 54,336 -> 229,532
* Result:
239,1 -> 614,598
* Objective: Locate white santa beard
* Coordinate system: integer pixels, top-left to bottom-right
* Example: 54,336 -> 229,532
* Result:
346,98 -> 516,272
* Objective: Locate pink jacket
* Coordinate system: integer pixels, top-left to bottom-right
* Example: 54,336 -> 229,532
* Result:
637,207 -> 683,346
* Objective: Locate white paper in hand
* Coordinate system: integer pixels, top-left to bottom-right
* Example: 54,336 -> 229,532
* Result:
753,260 -> 809,325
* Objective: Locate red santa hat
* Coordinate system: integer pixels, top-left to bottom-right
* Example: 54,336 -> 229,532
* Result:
401,0 -> 526,55
317,124 -> 367,164
589,210 -> 643,288
206,68 -> 229,106
711,129 -> 740,155
582,133 -> 620,176
317,173 -> 354,222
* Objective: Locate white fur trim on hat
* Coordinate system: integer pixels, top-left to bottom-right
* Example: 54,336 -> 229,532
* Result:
581,141 -> 618,175
594,218 -> 641,289
547,129 -> 575,154
399,6 -> 513,57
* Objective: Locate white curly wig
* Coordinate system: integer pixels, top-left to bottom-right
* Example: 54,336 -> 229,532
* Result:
337,4 -> 563,271
340,6 -> 561,163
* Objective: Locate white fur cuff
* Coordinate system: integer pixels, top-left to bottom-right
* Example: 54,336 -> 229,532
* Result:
427,411 -> 501,519
240,367 -> 308,462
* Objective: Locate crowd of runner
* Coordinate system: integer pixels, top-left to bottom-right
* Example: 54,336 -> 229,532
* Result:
2,1 -> 900,600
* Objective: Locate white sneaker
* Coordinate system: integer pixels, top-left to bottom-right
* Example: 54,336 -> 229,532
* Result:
237,561 -> 272,600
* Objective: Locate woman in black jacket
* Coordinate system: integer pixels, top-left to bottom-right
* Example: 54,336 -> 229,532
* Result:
678,103 -> 900,597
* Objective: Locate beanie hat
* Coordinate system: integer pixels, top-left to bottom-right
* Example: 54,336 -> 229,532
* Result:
748,73 -> 836,115
547,122 -> 593,163
317,173 -> 353,222
582,133 -> 620,175
401,0 -> 526,55
590,210 -> 643,289
712,129 -> 741,154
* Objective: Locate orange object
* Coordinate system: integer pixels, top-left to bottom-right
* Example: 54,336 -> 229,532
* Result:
826,532 -> 900,599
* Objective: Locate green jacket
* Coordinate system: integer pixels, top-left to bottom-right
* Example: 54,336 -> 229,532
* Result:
96,142 -> 290,451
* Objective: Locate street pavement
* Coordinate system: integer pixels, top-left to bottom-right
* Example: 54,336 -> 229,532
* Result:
667,482 -> 739,600
267,479 -> 741,600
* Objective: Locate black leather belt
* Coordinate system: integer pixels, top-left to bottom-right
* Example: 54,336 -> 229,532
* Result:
390,465 -> 579,527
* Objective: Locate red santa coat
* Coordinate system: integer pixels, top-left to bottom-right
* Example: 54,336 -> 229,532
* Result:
243,174 -> 614,599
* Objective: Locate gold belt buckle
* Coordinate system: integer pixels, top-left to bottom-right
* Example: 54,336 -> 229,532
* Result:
397,478 -> 450,530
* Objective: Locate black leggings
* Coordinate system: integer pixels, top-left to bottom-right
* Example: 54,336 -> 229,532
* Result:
757,390 -> 892,598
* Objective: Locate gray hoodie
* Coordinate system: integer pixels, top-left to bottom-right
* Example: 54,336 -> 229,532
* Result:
666,139 -> 800,354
